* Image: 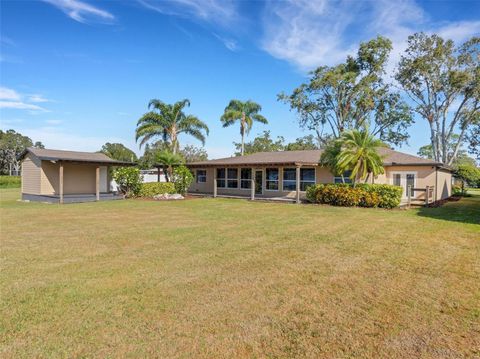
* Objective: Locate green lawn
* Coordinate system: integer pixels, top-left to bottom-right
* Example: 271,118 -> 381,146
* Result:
1,188 -> 479,358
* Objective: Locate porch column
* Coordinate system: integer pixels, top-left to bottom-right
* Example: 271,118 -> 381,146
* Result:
213,168 -> 217,198
296,165 -> 301,204
59,162 -> 64,204
95,166 -> 100,201
251,167 -> 255,200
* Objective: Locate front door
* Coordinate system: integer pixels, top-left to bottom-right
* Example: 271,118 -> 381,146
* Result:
392,172 -> 416,198
255,170 -> 263,195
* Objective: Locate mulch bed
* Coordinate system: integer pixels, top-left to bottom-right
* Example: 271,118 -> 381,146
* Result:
425,196 -> 462,207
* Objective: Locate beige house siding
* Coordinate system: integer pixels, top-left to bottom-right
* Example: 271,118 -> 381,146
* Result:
189,164 -> 452,202
41,160 -> 59,195
21,153 -> 41,194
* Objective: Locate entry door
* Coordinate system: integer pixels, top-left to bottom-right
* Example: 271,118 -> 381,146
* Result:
255,170 -> 263,194
392,173 -> 416,198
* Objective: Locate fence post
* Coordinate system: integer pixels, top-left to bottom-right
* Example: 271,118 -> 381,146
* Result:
425,186 -> 429,206
407,185 -> 412,209
213,179 -> 217,198
251,179 -> 255,201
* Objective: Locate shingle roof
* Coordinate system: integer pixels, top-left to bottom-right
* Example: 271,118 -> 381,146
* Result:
19,147 -> 135,165
188,147 -> 446,168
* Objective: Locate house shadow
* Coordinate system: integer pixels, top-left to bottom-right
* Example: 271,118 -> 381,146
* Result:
416,192 -> 480,226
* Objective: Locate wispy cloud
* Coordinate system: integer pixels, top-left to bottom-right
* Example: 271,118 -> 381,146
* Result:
261,0 -> 480,72
213,33 -> 239,51
137,0 -> 237,27
0,87 -> 49,112
28,94 -> 51,103
42,0 -> 115,24
45,119 -> 62,125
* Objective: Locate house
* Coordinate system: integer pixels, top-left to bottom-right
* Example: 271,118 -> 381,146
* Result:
18,147 -> 134,203
187,148 -> 453,204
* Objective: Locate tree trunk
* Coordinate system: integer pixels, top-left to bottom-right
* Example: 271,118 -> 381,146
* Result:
241,112 -> 246,156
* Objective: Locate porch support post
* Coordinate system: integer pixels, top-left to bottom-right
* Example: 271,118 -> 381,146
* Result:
296,165 -> 301,204
251,167 -> 255,200
213,168 -> 217,198
59,162 -> 64,204
96,166 -> 100,201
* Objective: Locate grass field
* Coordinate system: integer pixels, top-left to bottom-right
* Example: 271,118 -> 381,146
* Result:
1,188 -> 479,358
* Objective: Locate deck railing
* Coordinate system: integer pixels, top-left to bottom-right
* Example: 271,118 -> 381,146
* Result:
407,185 -> 435,208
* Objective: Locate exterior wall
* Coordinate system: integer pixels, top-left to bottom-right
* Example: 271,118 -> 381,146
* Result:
40,161 -> 108,195
436,168 -> 452,200
189,164 -> 453,202
21,153 -> 41,195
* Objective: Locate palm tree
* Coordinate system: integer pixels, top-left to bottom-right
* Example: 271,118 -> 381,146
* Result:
155,150 -> 184,182
336,129 -> 386,183
136,99 -> 209,154
220,100 -> 268,155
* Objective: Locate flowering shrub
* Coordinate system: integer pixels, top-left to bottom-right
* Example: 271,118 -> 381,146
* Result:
139,182 -> 176,197
306,183 -> 402,209
112,167 -> 142,197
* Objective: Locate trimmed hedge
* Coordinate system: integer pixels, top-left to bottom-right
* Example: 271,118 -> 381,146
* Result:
0,176 -> 21,188
306,183 -> 402,209
139,182 -> 176,197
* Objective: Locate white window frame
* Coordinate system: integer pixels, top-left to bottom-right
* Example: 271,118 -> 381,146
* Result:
333,170 -> 353,184
265,168 -> 279,191
300,167 -> 316,191
196,169 -> 207,183
389,171 -> 417,198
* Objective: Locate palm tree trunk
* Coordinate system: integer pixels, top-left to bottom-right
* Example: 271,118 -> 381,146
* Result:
241,113 -> 246,156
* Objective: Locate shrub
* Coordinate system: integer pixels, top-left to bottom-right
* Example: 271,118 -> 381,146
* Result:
172,165 -> 193,195
112,167 -> 142,197
306,183 -> 402,209
452,185 -> 463,196
0,176 -> 21,188
138,182 -> 176,197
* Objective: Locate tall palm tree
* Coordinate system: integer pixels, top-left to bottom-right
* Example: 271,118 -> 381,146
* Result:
336,129 -> 386,183
136,99 -> 209,154
220,100 -> 268,155
155,150 -> 184,182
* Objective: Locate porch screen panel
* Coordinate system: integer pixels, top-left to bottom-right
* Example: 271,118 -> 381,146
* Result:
283,168 -> 296,190
240,168 -> 252,189
266,168 -> 279,190
227,168 -> 238,188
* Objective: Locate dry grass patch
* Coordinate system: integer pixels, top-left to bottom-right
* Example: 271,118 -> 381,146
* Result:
1,188 -> 479,358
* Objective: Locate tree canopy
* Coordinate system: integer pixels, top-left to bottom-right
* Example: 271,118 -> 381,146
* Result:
99,142 -> 137,162
0,129 -> 44,175
279,36 -> 413,147
396,33 -> 479,166
136,99 -> 209,154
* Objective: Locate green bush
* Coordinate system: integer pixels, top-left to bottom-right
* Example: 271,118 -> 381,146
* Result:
0,176 -> 21,188
138,182 -> 176,197
172,165 -> 193,195
112,167 -> 142,197
306,183 -> 402,209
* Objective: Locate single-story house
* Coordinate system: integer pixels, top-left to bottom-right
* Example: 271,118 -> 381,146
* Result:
187,148 -> 453,204
19,147 -> 134,203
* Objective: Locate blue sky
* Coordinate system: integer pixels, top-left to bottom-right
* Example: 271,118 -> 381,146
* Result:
1,0 -> 479,158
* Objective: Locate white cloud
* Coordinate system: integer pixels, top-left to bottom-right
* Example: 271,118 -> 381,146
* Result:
137,0 -> 237,26
213,33 -> 239,51
261,0 -> 480,72
0,87 -> 50,112
0,101 -> 47,111
0,87 -> 21,101
28,94 -> 51,103
42,0 -> 114,24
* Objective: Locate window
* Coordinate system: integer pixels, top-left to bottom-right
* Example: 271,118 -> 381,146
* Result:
216,168 -> 226,188
227,168 -> 238,188
196,170 -> 206,183
300,168 -> 315,191
283,168 -> 296,191
240,168 -> 252,189
334,170 -> 352,184
266,168 -> 279,190
393,173 -> 401,186
406,173 -> 415,196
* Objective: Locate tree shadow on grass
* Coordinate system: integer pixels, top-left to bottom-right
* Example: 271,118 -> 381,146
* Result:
416,192 -> 480,226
